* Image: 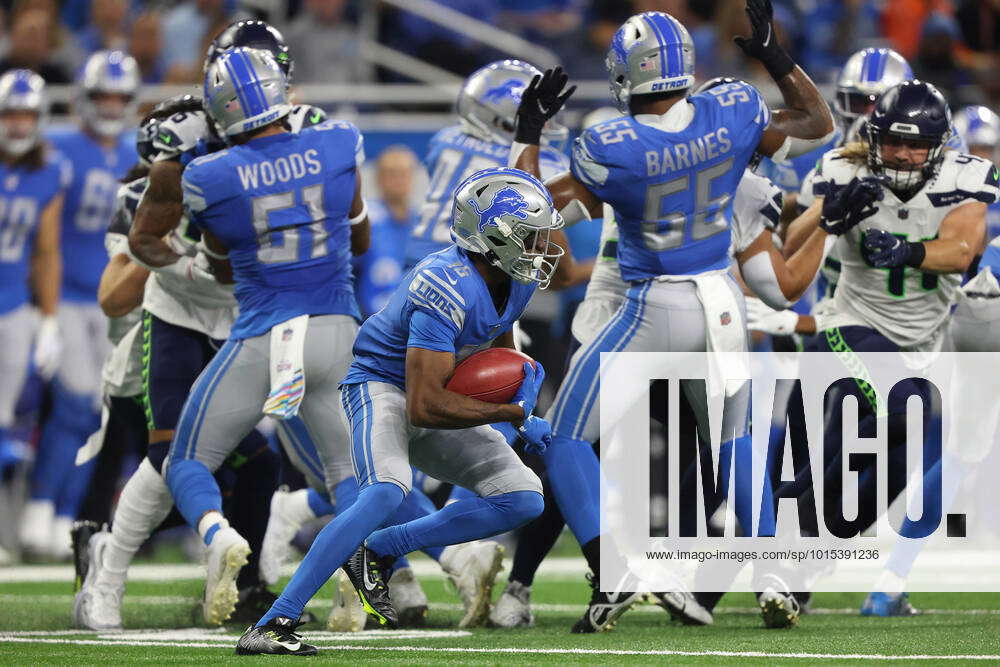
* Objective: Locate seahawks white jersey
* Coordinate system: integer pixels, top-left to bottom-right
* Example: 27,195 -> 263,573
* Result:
799,163 -> 844,298
569,169 -> 782,344
812,149 -> 999,348
101,179 -> 146,397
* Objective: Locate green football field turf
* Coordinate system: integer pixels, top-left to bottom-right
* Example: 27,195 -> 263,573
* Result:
2,560 -> 1000,665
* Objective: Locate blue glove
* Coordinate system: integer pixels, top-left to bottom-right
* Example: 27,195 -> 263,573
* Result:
820,177 -> 883,236
517,416 -> 552,456
490,416 -> 552,456
863,228 -> 920,268
511,362 -> 545,419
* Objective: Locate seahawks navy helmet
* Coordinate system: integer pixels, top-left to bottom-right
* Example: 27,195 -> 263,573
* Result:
866,80 -> 951,195
205,20 -> 292,83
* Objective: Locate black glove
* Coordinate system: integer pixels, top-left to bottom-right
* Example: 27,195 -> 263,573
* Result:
514,66 -> 576,145
819,177 -> 883,236
733,0 -> 796,80
862,228 -> 927,269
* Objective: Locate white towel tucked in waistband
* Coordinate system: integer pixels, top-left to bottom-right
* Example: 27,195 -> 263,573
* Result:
263,314 -> 309,419
657,270 -> 749,398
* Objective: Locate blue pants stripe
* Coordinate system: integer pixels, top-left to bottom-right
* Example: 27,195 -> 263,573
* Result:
171,339 -> 242,464
360,382 -> 377,484
281,417 -> 325,484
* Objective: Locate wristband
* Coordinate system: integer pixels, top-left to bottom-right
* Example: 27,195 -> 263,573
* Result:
760,44 -> 796,81
904,241 -> 926,268
349,200 -> 368,225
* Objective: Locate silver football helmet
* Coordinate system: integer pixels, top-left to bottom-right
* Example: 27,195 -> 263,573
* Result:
78,50 -> 140,138
451,167 -> 564,288
457,59 -> 568,150
834,48 -> 912,128
606,11 -> 695,112
953,105 -> 1000,157
203,47 -> 291,139
0,70 -> 47,157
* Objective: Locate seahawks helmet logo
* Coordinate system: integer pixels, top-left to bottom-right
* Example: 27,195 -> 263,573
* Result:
482,78 -> 526,104
470,186 -> 529,232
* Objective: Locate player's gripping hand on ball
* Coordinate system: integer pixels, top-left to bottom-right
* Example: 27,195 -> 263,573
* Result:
493,362 -> 552,455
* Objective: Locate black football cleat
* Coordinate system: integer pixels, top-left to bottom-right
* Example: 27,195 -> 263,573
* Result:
235,616 -> 317,656
230,584 -> 278,625
71,521 -> 101,593
570,572 -> 640,633
343,544 -> 398,628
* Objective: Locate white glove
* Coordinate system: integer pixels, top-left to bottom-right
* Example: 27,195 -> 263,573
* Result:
158,253 -> 219,287
33,314 -> 61,381
745,296 -> 799,336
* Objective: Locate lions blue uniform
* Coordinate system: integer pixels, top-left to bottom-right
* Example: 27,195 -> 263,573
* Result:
405,125 -> 568,267
572,82 -> 770,281
47,128 -> 133,303
181,121 -> 362,340
344,246 -> 536,391
543,83 -> 765,549
166,121 -> 364,539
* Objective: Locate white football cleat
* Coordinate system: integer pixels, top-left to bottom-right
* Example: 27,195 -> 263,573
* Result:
441,541 -> 505,629
19,499 -> 54,559
489,580 -> 534,628
202,526 -> 250,626
259,488 -> 311,585
50,515 -> 74,562
0,544 -> 12,566
389,566 -> 428,627
327,568 -> 367,632
757,574 -> 800,629
73,532 -> 124,631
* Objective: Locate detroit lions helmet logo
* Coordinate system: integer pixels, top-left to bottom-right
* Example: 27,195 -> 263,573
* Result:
482,78 -> 526,105
469,186 -> 530,232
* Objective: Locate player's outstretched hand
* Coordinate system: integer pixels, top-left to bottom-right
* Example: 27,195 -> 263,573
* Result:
819,177 -> 883,236
511,361 -> 545,419
733,0 -> 796,80
745,296 -> 799,336
517,416 -> 552,456
515,67 -> 576,146
863,228 -> 911,268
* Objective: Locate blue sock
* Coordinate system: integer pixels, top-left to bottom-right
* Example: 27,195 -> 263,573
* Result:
258,481 -> 404,626
56,458 -> 96,519
544,435 -> 600,545
165,459 -> 223,532
383,488 -> 444,561
31,385 -> 99,503
306,488 -> 335,517
366,490 -> 543,558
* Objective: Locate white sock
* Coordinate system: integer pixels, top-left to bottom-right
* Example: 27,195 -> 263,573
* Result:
439,544 -> 467,572
874,569 -> 907,595
286,488 -> 320,523
198,511 -> 228,544
97,458 -> 173,587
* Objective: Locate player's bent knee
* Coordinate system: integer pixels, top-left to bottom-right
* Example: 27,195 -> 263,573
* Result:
487,490 -> 545,528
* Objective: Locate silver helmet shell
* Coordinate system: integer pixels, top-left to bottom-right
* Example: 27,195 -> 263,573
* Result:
456,59 -> 568,150
606,12 -> 695,112
203,47 -> 292,139
834,48 -> 912,127
78,50 -> 140,138
953,105 -> 1000,157
451,167 -> 564,288
0,70 -> 47,157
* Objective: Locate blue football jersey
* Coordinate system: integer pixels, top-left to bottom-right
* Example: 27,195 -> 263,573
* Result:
0,155 -> 66,314
404,125 -> 569,268
181,121 -> 363,339
572,82 -> 770,282
343,245 -> 536,390
47,127 -> 134,302
353,198 -> 417,319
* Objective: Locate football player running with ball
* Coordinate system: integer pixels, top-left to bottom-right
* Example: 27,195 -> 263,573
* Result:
240,167 -> 561,655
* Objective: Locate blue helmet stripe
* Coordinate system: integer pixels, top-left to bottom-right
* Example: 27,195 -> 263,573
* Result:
226,51 -> 266,117
237,50 -> 269,116
107,58 -> 123,80
641,14 -> 668,78
873,49 -> 889,81
222,57 -> 251,117
861,50 -> 876,83
656,14 -> 683,79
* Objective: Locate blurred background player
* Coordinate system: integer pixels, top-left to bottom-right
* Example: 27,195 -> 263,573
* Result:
0,70 -> 64,564
953,105 -> 1000,239
19,50 -> 137,561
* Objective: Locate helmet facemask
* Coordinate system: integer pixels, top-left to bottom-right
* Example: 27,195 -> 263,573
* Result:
867,126 -> 947,197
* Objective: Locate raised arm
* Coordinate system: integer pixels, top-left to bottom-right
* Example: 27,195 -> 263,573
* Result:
129,160 -> 185,267
733,0 -> 834,156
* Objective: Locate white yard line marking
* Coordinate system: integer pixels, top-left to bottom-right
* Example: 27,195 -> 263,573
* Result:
0,635 -> 998,661
1,594 -> 997,617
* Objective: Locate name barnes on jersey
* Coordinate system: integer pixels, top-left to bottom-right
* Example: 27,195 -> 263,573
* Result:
644,127 -> 733,177
236,148 -> 324,190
